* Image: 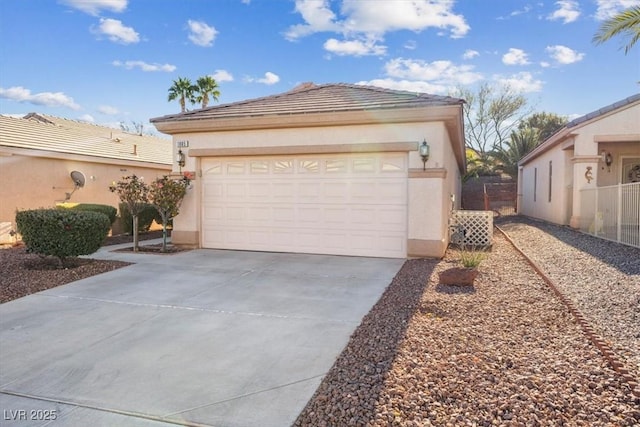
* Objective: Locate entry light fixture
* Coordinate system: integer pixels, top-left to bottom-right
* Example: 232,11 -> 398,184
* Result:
177,149 -> 186,172
601,150 -> 613,172
419,139 -> 430,171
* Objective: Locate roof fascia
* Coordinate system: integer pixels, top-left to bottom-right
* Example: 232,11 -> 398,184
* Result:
0,146 -> 171,169
152,105 -> 460,133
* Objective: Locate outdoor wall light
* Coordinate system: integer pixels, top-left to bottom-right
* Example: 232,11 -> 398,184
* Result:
177,149 -> 186,171
419,139 -> 430,171
601,150 -> 613,172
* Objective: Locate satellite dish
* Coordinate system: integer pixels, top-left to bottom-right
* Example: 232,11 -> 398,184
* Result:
70,171 -> 86,188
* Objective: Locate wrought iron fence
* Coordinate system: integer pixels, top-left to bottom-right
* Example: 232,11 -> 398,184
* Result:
579,182 -> 640,248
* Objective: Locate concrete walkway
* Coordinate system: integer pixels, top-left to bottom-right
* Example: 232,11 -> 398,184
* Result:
0,242 -> 404,426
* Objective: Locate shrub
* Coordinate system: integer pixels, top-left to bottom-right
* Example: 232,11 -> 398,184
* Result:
57,203 -> 117,224
16,208 -> 110,266
459,245 -> 487,269
119,203 -> 158,234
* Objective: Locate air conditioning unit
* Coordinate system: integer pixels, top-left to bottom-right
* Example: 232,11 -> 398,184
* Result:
449,210 -> 493,247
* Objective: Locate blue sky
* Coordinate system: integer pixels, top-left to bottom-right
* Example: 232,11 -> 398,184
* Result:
1,0 -> 638,136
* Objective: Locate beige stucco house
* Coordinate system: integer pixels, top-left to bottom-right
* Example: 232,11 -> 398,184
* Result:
518,94 -> 640,247
151,83 -> 466,258
0,113 -> 172,243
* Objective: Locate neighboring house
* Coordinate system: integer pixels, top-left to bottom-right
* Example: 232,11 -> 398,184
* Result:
0,113 -> 172,243
151,83 -> 466,258
518,94 -> 640,247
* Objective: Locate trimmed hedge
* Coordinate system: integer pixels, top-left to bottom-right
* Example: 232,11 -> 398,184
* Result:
119,203 -> 160,234
57,203 -> 117,224
16,208 -> 111,264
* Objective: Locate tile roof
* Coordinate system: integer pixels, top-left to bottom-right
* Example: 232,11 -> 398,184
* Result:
566,93 -> 640,128
0,113 -> 172,165
151,83 -> 464,123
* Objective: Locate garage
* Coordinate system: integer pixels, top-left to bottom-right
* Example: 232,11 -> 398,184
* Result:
201,152 -> 407,258
151,83 -> 467,258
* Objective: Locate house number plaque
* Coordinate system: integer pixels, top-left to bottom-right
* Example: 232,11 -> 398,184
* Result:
176,140 -> 189,148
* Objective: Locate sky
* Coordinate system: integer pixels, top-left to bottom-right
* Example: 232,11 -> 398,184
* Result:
0,0 -> 639,137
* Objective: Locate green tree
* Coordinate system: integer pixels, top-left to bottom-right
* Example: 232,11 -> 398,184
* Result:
593,5 -> 640,54
194,76 -> 221,108
109,175 -> 150,252
168,77 -> 196,113
492,128 -> 540,178
148,176 -> 190,252
452,83 -> 531,173
518,112 -> 568,143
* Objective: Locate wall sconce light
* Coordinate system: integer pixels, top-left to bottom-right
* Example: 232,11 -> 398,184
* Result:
177,149 -> 186,172
601,150 -> 613,172
419,139 -> 430,171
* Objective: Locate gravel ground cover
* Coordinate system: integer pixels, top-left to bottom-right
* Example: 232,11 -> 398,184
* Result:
496,216 -> 640,392
295,220 -> 640,426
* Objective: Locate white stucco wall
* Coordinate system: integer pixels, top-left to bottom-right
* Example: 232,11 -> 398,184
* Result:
519,146 -> 569,224
519,100 -> 640,227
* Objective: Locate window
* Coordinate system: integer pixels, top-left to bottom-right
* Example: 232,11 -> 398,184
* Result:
325,159 -> 347,173
299,160 -> 319,173
533,167 -> 537,202
227,162 -> 245,174
274,160 -> 294,174
548,161 -> 552,202
250,161 -> 269,174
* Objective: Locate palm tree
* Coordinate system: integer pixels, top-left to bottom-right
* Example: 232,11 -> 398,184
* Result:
593,5 -> 640,54
194,76 -> 220,109
492,128 -> 540,178
167,77 -> 196,113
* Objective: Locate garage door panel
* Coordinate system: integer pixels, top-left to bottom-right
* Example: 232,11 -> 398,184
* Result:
202,154 -> 407,258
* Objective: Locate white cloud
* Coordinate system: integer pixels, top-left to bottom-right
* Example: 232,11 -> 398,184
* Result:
339,0 -> 470,38
404,40 -> 417,50
502,48 -> 530,65
546,45 -> 585,64
494,72 -> 543,93
61,0 -> 127,15
112,60 -> 176,72
246,72 -> 280,85
324,38 -> 386,56
285,0 -> 470,57
93,18 -> 139,44
0,86 -> 81,110
212,69 -> 234,82
285,0 -> 341,40
78,114 -> 95,122
384,58 -> 483,86
356,78 -> 449,94
463,49 -> 479,60
547,1 -> 581,24
187,20 -> 217,47
595,0 -> 640,20
98,105 -> 119,115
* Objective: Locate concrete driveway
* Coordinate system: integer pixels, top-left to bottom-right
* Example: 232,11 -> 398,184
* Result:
0,244 -> 404,426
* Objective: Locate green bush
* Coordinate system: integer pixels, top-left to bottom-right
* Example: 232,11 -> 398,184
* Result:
119,203 -> 159,234
57,203 -> 117,224
16,209 -> 110,265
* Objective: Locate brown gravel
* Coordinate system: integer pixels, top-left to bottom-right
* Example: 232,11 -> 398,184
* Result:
0,231 -> 164,304
295,223 -> 640,426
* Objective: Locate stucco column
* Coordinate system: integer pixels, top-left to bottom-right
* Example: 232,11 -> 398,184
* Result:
569,156 -> 600,229
407,168 -> 448,258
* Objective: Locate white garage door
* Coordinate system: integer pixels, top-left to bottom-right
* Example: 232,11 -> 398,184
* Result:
201,153 -> 407,258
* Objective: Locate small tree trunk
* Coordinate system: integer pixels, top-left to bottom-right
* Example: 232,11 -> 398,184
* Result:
161,216 -> 168,252
133,215 -> 139,252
